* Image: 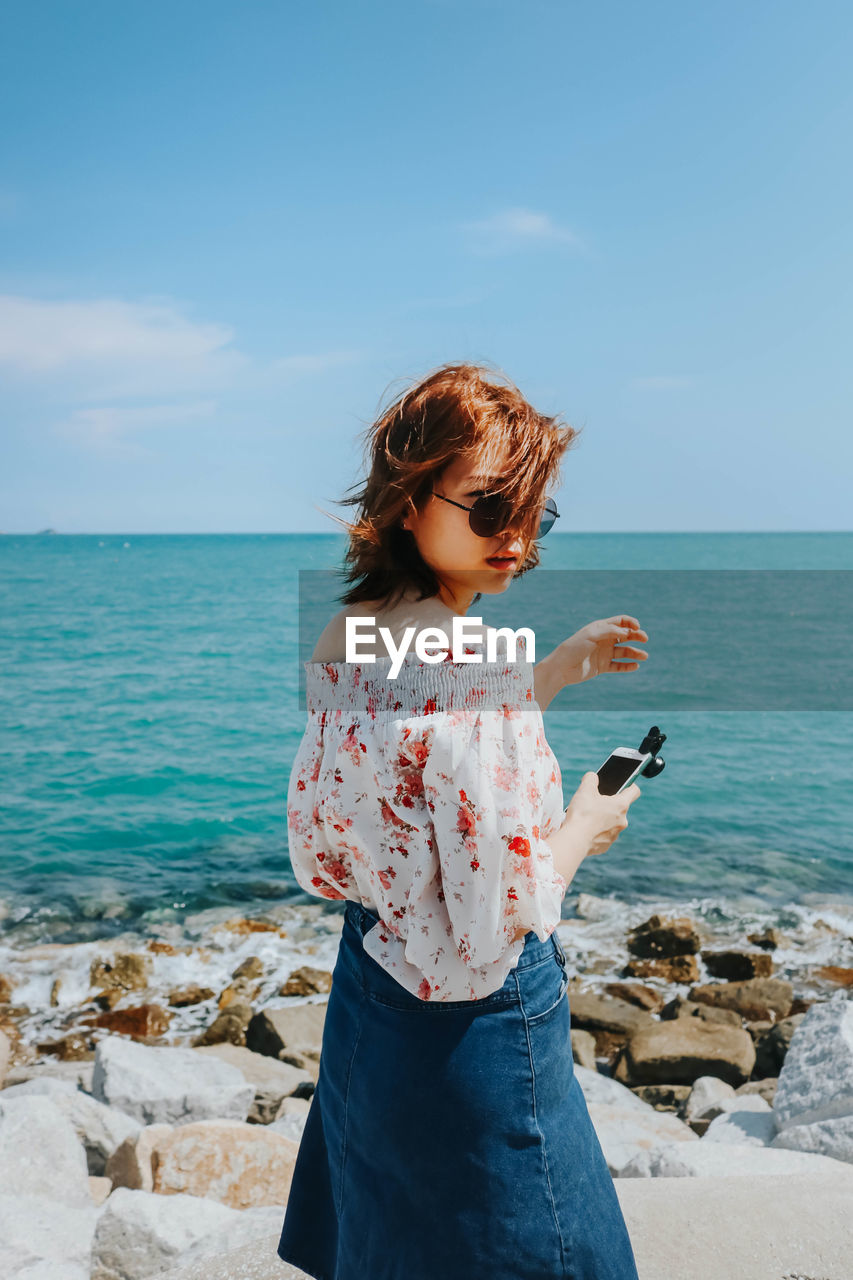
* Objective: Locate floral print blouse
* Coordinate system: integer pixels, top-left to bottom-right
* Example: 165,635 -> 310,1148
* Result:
286,631 -> 568,1001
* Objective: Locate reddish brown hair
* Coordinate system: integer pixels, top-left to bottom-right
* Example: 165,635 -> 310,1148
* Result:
320,361 -> 581,608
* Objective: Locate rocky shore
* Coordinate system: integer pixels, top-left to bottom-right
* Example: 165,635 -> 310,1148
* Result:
1,892 -> 852,1278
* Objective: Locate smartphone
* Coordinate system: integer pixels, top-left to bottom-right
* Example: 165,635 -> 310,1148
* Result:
596,747 -> 650,796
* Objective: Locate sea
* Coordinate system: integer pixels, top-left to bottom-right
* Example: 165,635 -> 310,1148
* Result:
1,531 -> 851,1045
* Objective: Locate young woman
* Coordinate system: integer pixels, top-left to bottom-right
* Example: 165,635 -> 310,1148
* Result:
278,362 -> 647,1279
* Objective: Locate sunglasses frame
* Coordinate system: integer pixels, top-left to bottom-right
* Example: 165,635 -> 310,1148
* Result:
429,490 -> 560,539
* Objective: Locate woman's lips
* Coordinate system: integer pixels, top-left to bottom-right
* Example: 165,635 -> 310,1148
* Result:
486,556 -> 517,570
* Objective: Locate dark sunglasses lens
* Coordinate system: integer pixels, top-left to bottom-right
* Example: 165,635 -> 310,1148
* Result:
469,494 -> 511,537
537,498 -> 558,538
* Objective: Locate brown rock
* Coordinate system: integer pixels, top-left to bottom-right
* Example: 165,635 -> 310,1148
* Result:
752,1014 -> 806,1077
736,1077 -> 779,1106
602,982 -> 665,1013
88,1175 -> 112,1206
626,914 -> 701,959
147,940 -> 178,955
0,974 -> 14,1004
221,919 -> 284,936
570,1029 -> 597,1070
94,989 -> 125,1011
107,1124 -> 173,1191
150,1120 -> 300,1209
279,966 -> 333,997
630,1084 -> 692,1114
168,986 -> 215,1008
90,953 -> 151,993
569,991 -> 656,1037
193,1001 -> 254,1048
93,1004 -> 172,1038
688,978 -> 794,1022
232,957 -> 264,981
789,997 -> 814,1016
817,966 -> 853,988
36,1034 -> 94,1060
49,979 -> 62,1007
218,982 -> 261,1010
746,1020 -> 775,1042
659,996 -> 742,1028
613,1020 -> 756,1088
701,950 -> 774,981
747,927 -> 784,951
246,1005 -> 327,1073
623,955 -> 700,984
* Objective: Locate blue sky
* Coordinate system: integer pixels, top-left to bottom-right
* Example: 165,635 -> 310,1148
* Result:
1,0 -> 851,533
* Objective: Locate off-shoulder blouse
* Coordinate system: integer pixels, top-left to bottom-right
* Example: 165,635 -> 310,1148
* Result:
286,632 -> 568,1001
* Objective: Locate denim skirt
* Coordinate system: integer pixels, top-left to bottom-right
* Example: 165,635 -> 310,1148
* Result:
277,899 -> 639,1280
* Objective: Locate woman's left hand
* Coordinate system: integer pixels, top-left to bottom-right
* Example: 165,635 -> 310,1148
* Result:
557,616 -> 649,686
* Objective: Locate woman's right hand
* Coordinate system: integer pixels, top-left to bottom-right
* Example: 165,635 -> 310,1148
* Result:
563,771 -> 641,858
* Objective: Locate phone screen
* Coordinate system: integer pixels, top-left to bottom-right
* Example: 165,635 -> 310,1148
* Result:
597,753 -> 644,796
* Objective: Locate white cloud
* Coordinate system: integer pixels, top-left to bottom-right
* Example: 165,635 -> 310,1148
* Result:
630,375 -> 693,390
462,207 -> 584,254
51,399 -> 218,458
0,294 -> 248,398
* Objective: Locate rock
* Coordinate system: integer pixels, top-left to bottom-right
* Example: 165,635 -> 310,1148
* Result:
279,965 -> 333,997
90,952 -> 151,993
626,914 -> 701,958
232,956 -> 264,981
0,974 -> 13,1003
220,918 -> 282,935
701,1097 -> 777,1146
617,1140 -> 852,1178
0,1077 -> 140,1174
772,1114 -> 853,1165
570,1029 -> 597,1070
246,1004 -> 327,1071
774,999 -> 853,1129
37,1033 -> 94,1060
569,991 -> 655,1037
747,926 -> 785,950
701,950 -> 774,980
92,1002 -> 173,1038
736,1077 -> 778,1106
817,965 -> 853,988
0,1029 -> 8,1086
91,1186 -> 240,1280
571,1065 -> 652,1112
106,1124 -> 173,1192
0,1192 -> 97,1278
168,986 -> 215,1008
193,1000 -> 253,1048
4,1059 -> 95,1091
659,995 -> 742,1028
149,1119 -> 300,1208
752,1013 -> 806,1076
622,955 -> 700,984
588,1102 -> 698,1176
688,977 -> 794,1022
613,1020 -> 756,1088
192,1043 -> 313,1123
0,1096 -> 91,1206
92,1037 -> 254,1125
268,1096 -> 311,1142
150,1205 -> 285,1276
89,1175 -> 112,1205
683,1075 -> 737,1125
629,1084 -> 692,1114
602,982 -> 665,1013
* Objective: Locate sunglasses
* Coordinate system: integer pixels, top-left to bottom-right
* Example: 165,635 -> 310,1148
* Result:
430,490 -> 561,539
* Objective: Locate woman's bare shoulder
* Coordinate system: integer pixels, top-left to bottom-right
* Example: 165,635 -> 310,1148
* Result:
308,592 -> 444,663
309,602 -> 377,663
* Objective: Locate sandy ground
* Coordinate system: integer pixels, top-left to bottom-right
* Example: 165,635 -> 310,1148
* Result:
161,1171 -> 853,1280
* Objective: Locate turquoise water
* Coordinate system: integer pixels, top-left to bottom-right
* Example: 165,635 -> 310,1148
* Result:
1,531 -> 852,947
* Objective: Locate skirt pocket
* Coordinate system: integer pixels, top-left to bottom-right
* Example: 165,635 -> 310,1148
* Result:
522,936 -> 570,1028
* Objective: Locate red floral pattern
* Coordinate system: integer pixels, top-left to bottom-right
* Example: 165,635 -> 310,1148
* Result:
286,632 -> 567,1001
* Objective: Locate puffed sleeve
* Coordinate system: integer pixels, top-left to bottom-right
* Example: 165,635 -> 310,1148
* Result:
420,702 -> 568,976
286,718 -> 351,901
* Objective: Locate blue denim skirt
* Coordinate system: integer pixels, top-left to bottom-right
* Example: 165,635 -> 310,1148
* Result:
278,899 -> 639,1280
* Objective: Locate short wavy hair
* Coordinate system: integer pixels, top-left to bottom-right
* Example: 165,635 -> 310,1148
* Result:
321,361 -> 581,609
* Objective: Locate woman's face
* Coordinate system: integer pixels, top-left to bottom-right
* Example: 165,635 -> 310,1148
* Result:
402,452 -> 539,612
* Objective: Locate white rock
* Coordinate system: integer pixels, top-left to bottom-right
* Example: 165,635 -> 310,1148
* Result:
0,1192 -> 97,1277
161,1205 -> 284,1272
587,1102 -> 697,1176
91,1186 -> 242,1280
617,1139 -> 853,1177
683,1075 -> 737,1123
92,1037 -> 254,1126
774,997 -> 853,1129
771,1113 -> 853,1165
0,1030 -> 9,1087
572,1065 -> 652,1112
0,1096 -> 91,1206
701,1100 -> 778,1147
5,1060 -> 95,1092
2,1077 -> 140,1173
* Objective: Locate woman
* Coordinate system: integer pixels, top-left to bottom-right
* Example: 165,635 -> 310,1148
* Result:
278,362 -> 648,1279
